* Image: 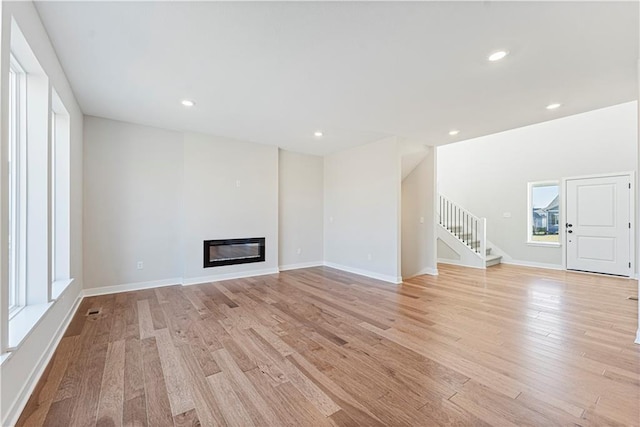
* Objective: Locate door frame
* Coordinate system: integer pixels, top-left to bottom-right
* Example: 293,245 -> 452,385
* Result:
561,171 -> 635,277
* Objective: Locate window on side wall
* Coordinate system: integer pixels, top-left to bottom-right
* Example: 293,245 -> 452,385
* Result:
528,182 -> 560,246
8,55 -> 27,318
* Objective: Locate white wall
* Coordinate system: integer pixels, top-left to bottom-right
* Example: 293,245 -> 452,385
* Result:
278,150 -> 324,269
438,102 -> 638,268
401,152 -> 438,278
83,117 -> 183,289
83,118 -> 280,288
324,137 -> 402,283
182,132 -> 279,283
0,2 -> 84,424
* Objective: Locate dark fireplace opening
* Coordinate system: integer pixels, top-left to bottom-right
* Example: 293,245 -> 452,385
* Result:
203,237 -> 265,268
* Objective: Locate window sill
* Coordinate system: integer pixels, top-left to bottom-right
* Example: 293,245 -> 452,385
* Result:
52,278 -> 74,300
527,241 -> 561,248
7,301 -> 54,351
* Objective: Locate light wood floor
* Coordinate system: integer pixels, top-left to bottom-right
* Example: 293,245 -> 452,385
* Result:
16,264 -> 640,426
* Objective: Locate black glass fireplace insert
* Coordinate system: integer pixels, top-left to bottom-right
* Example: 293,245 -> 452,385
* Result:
203,237 -> 265,268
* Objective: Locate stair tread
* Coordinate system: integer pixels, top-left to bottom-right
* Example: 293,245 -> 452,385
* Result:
486,254 -> 502,261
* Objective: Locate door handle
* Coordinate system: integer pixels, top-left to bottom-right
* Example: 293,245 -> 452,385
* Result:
566,223 -> 573,228
567,230 -> 573,234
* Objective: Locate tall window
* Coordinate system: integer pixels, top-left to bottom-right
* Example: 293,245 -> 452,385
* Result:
50,90 -> 71,297
8,55 -> 27,316
528,182 -> 560,245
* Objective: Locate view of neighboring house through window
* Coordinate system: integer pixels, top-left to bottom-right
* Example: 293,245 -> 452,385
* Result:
528,182 -> 560,244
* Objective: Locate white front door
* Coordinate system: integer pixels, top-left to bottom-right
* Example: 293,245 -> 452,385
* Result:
565,174 -> 631,276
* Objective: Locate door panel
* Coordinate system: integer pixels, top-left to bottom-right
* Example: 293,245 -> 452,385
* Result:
566,175 -> 630,276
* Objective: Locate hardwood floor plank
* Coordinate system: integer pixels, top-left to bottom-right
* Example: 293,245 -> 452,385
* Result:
154,328 -> 195,416
140,337 -> 173,427
137,300 -> 155,340
96,339 -> 126,427
15,264 -> 640,426
16,337 -> 78,427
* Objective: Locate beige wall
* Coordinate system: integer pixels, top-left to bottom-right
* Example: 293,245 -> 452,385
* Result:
324,137 -> 402,282
83,117 -> 183,288
278,150 -> 324,269
401,152 -> 438,278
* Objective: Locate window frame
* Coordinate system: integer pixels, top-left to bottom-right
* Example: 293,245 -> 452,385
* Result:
527,180 -> 561,247
8,54 -> 28,319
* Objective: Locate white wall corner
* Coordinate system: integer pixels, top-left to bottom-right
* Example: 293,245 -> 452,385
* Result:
2,294 -> 83,427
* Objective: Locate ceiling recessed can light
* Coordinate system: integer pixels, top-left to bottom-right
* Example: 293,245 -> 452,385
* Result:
314,131 -> 323,137
181,99 -> 195,107
546,103 -> 561,110
449,130 -> 460,136
488,50 -> 508,62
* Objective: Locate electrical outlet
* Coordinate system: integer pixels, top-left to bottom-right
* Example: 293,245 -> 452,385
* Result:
367,253 -> 372,261
296,248 -> 302,255
137,261 -> 144,270
236,180 -> 241,188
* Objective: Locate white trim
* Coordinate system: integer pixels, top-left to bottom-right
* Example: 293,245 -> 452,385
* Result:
323,261 -> 402,284
182,268 -> 279,286
526,242 -> 561,248
405,267 -> 439,279
1,294 -> 83,427
437,258 -> 486,270
278,261 -> 324,271
501,259 -> 564,270
7,302 -> 54,350
635,329 -> 640,345
527,180 -> 561,246
82,278 -> 182,297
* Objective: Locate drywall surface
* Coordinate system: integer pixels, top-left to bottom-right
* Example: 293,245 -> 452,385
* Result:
401,153 -> 438,277
279,150 -> 324,269
438,101 -> 638,267
182,132 -> 279,282
324,137 -> 402,282
83,116 -> 183,288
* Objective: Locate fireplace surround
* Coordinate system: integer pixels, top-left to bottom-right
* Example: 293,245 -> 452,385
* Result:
203,237 -> 265,268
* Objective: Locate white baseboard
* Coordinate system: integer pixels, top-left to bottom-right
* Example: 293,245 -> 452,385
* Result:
501,259 -> 564,270
2,293 -> 83,427
405,267 -> 439,279
279,261 -> 324,271
323,261 -> 402,284
635,329 -> 640,345
182,268 -> 279,286
82,278 -> 182,297
438,258 -> 486,270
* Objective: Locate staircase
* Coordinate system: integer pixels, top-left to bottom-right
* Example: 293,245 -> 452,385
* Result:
438,194 -> 502,268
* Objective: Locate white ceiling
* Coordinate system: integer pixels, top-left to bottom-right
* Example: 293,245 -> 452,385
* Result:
35,1 -> 638,156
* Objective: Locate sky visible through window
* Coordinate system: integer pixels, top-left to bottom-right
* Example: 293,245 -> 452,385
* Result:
532,185 -> 558,209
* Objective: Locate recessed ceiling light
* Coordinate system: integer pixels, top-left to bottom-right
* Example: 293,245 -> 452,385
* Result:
488,50 -> 509,62
314,131 -> 323,137
181,99 -> 195,107
449,130 -> 460,136
546,103 -> 561,110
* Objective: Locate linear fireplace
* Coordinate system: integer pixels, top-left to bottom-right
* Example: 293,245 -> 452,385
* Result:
203,237 -> 265,268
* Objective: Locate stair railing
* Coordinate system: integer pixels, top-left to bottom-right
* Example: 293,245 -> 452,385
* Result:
438,194 -> 486,259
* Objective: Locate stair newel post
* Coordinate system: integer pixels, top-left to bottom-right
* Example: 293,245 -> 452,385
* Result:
480,218 -> 487,261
